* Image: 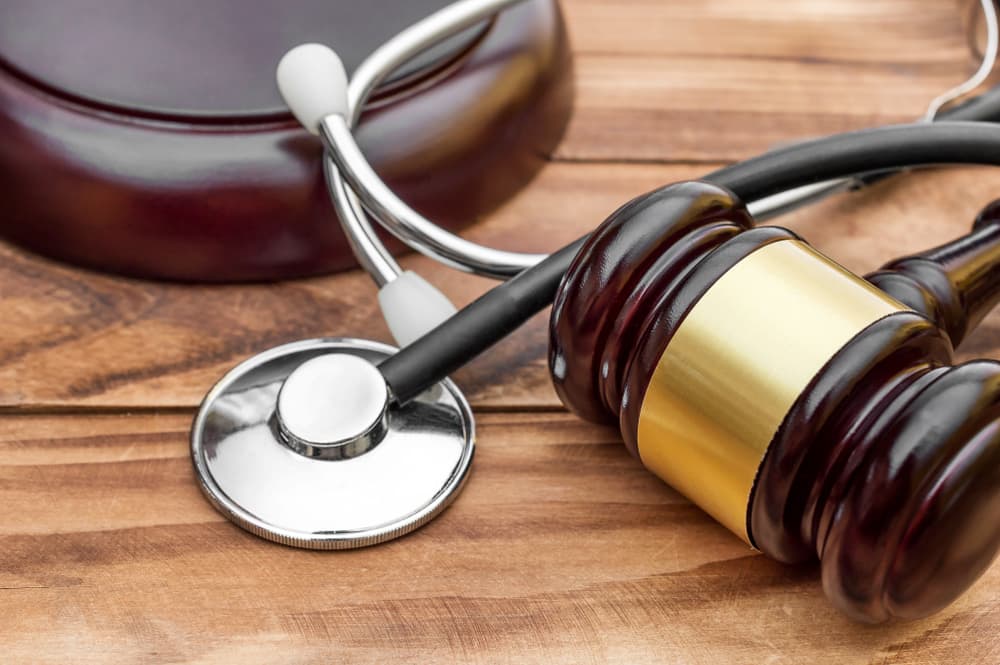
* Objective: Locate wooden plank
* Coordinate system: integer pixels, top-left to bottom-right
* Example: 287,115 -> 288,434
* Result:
557,54 -> 962,162
5,1 -> 1000,661
555,0 -> 976,160
0,161 -> 683,410
2,411 -> 998,664
6,163 -> 1000,411
562,0 -> 969,62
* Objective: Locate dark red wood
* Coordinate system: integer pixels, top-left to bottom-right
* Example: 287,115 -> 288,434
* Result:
0,0 -> 573,281
867,201 -> 1000,346
549,183 -> 1000,622
753,314 -> 1000,621
549,182 -> 755,428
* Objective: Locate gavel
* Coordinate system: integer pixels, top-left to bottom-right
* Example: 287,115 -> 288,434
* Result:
549,181 -> 1000,622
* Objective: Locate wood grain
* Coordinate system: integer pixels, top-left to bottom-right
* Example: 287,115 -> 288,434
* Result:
557,0 -> 977,161
3,412 -> 999,664
0,162 -> 685,410
6,165 -> 1000,410
4,0 -> 1000,661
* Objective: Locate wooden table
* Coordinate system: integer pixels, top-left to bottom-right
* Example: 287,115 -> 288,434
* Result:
4,1 -> 1000,662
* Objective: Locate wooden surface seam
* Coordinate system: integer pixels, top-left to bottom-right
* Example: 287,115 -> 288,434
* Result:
3,1 -> 1000,663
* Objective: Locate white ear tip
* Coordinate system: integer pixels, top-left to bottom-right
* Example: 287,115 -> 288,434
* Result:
378,272 -> 458,348
276,43 -> 350,135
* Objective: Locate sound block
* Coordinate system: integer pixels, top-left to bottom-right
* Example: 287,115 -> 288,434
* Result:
0,0 -> 573,281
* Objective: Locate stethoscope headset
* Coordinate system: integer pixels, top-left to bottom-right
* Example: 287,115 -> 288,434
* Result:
190,0 -> 1000,622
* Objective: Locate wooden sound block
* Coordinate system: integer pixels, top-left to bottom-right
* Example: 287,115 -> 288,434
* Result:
0,0 -> 573,281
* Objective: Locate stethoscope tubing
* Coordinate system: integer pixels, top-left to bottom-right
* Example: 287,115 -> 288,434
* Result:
379,120 -> 1000,403
299,0 -> 1000,398
326,0 -> 1000,281
322,115 -> 546,278
324,0 -> 539,287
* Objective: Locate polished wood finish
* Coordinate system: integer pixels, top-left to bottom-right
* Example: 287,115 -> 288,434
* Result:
5,0 -> 1000,659
550,183 -> 1000,621
757,207 -> 1000,621
549,182 -> 755,427
0,0 -> 492,116
0,0 -> 572,281
753,312 -> 1000,622
868,203 -> 1000,346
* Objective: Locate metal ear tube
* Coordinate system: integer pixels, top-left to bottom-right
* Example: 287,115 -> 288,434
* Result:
193,120 -> 1000,624
189,0 -> 1000,622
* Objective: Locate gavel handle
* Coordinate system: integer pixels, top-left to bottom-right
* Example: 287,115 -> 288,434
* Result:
867,202 -> 1000,347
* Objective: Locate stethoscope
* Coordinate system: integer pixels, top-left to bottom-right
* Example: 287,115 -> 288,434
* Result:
191,0 -> 1000,549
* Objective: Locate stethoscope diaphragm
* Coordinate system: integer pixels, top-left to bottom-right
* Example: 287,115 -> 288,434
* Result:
190,337 -> 474,549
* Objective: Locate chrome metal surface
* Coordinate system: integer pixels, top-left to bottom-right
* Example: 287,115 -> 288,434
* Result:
324,0 -> 544,284
323,157 -> 399,287
322,115 -> 547,277
747,179 -> 858,221
191,338 -> 475,549
275,353 -> 390,460
328,0 -> 999,274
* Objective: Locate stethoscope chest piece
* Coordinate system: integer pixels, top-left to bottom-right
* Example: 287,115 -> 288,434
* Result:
191,337 -> 474,549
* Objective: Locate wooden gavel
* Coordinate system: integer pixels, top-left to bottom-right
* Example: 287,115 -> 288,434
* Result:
549,181 -> 1000,622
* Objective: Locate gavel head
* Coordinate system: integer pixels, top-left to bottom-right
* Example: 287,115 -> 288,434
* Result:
548,180 -> 1000,622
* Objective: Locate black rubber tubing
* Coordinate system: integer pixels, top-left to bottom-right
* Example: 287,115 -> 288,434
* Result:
940,84 -> 1000,122
379,121 -> 1000,403
852,83 -> 1000,188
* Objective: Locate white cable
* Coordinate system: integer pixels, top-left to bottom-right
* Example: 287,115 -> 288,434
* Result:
924,0 -> 999,121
